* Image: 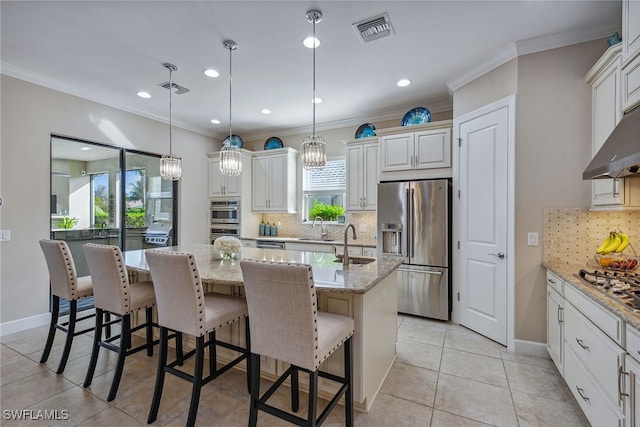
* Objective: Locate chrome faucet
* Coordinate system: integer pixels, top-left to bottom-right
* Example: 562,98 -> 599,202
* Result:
343,223 -> 357,267
312,216 -> 328,240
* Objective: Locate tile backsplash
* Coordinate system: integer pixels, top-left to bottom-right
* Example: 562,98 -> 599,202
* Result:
261,212 -> 377,246
543,208 -> 640,266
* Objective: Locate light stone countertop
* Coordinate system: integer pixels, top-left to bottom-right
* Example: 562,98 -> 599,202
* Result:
543,260 -> 640,330
125,244 -> 402,294
243,236 -> 376,248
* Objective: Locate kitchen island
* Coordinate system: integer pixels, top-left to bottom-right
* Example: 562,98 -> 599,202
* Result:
124,244 -> 402,412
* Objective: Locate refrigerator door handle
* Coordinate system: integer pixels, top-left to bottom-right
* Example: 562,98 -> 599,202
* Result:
404,187 -> 411,258
409,187 -> 415,258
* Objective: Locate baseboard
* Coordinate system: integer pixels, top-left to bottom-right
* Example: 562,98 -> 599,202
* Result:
513,339 -> 549,358
0,312 -> 50,337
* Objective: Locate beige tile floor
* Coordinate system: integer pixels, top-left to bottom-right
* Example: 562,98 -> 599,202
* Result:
0,313 -> 589,426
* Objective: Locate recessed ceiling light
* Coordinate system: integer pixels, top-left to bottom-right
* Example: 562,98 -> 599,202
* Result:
312,97 -> 322,104
261,109 -> 272,115
210,119 -> 221,124
80,147 -> 92,151
397,79 -> 411,87
203,69 -> 220,78
137,91 -> 151,98
303,37 -> 320,48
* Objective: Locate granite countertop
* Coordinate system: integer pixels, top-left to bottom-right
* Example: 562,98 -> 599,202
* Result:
125,244 -> 402,294
543,260 -> 640,330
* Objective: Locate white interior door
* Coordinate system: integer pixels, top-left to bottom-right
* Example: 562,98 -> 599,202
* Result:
456,98 -> 512,346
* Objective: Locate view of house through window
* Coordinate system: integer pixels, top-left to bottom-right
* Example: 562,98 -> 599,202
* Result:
303,157 -> 346,222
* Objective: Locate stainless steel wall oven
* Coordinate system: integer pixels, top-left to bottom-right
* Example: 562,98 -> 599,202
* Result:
210,200 -> 241,243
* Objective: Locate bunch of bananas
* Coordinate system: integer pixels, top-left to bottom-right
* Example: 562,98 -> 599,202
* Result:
596,231 -> 631,254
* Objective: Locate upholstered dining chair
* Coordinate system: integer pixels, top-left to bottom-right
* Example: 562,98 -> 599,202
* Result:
145,250 -> 250,427
39,239 -> 96,374
239,259 -> 355,427
82,243 -> 160,402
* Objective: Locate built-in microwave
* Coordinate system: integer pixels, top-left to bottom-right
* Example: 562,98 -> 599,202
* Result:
210,224 -> 241,244
210,200 -> 240,224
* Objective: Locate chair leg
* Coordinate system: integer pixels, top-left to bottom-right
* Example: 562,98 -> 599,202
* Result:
291,367 -> 299,412
40,295 -> 60,364
249,353 -> 261,427
145,307 -> 153,357
56,299 -> 77,374
245,318 -> 251,394
175,331 -> 184,365
107,314 -> 130,402
148,327 -> 169,424
308,370 -> 318,427
208,331 -> 216,376
344,337 -> 354,427
186,335 -> 205,427
104,311 -> 112,339
83,307 -> 104,388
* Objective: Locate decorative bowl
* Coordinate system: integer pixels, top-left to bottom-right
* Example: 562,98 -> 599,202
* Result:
594,252 -> 639,271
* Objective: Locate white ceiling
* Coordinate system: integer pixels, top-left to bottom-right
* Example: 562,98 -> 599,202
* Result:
1,1 -> 621,142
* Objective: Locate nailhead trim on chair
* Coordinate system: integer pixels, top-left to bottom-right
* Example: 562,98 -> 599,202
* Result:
59,242 -> 78,299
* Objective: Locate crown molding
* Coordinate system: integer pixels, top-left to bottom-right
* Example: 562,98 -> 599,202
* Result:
0,62 -> 216,138
447,23 -> 620,92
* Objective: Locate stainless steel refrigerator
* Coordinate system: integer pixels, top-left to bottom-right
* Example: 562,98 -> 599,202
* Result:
377,179 -> 450,320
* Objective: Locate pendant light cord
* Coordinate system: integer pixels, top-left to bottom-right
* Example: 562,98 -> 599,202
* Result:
169,66 -> 173,155
312,17 -> 316,136
229,45 -> 233,144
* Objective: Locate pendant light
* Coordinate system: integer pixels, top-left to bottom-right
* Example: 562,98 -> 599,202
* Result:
220,39 -> 242,176
301,9 -> 326,170
160,63 -> 182,181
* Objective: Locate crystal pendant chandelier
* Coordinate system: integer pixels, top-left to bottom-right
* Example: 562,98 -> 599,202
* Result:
160,63 -> 182,181
301,10 -> 326,170
220,39 -> 242,176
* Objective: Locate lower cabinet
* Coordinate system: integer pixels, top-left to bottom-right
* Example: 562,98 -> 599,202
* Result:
546,285 -> 564,372
625,354 -> 640,427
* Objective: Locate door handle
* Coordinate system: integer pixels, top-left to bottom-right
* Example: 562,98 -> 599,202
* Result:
489,252 -> 505,259
575,386 -> 589,402
575,338 -> 589,350
619,366 -> 629,399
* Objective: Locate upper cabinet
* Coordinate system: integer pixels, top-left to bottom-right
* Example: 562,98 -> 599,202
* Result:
377,120 -> 453,181
623,0 -> 640,112
585,44 -> 624,206
207,150 -> 252,199
344,137 -> 378,211
251,147 -> 297,213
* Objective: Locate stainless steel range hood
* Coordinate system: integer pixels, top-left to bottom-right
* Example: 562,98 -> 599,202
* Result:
583,107 -> 640,180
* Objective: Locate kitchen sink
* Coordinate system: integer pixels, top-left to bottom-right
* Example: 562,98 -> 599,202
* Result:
333,256 -> 376,265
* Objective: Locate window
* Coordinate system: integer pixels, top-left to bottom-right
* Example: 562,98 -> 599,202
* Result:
303,157 -> 346,222
91,173 -> 109,227
125,169 -> 146,228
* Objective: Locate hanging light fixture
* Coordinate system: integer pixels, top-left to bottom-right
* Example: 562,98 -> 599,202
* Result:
160,63 -> 182,181
301,9 -> 326,170
220,39 -> 242,176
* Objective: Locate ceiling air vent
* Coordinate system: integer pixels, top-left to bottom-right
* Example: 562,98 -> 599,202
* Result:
352,12 -> 394,43
158,81 -> 190,95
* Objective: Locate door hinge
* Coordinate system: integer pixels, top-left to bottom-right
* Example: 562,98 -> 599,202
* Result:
457,138 -> 462,147
457,241 -> 460,249
457,292 -> 460,301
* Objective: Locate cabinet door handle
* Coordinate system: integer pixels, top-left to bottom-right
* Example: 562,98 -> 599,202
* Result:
575,338 -> 589,350
362,196 -> 366,208
619,366 -> 630,399
575,386 -> 589,402
613,178 -> 620,197
557,306 -> 563,323
548,278 -> 556,284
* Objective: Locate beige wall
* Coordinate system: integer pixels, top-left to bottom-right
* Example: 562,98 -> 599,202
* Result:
0,75 -> 214,325
454,39 -> 608,344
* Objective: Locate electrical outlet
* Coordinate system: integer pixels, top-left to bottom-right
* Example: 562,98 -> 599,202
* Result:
0,230 -> 11,241
359,224 -> 367,232
527,232 -> 538,246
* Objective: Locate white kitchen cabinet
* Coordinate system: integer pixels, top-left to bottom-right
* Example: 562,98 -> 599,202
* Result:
585,44 -> 625,207
376,120 -> 452,181
251,147 -> 297,213
362,247 -> 377,257
623,0 -> 640,66
625,354 -> 640,427
622,52 -> 640,112
547,284 -> 564,372
344,137 -> 378,211
208,150 -> 252,199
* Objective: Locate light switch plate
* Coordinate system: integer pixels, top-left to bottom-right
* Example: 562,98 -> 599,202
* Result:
527,232 -> 538,246
0,230 -> 10,241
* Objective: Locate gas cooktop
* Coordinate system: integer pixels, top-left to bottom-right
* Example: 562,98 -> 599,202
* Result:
576,269 -> 640,313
